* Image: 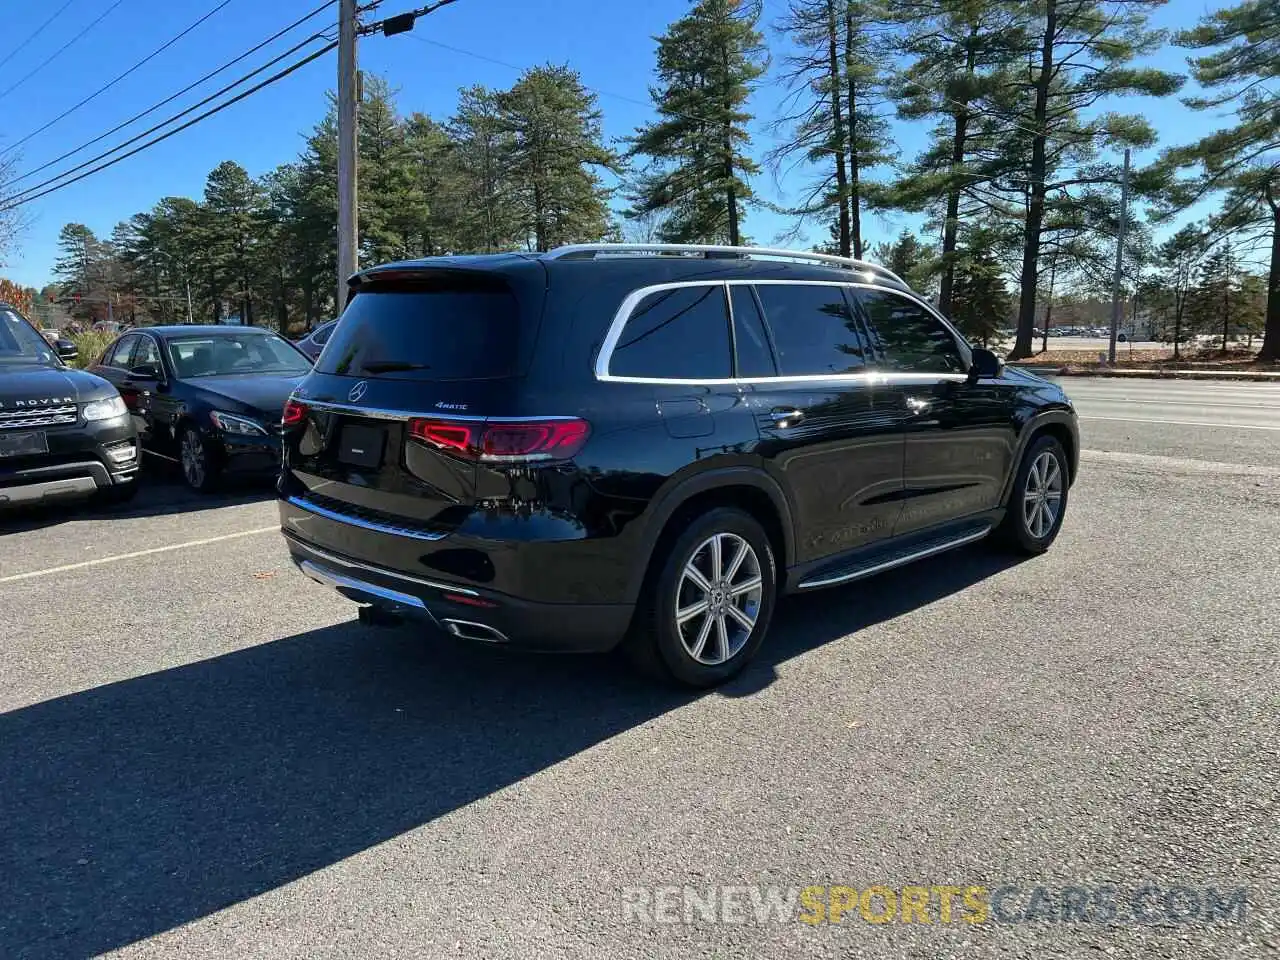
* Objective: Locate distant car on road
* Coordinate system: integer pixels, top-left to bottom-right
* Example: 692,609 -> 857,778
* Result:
294,319 -> 336,361
1,305 -> 139,510
90,325 -> 312,492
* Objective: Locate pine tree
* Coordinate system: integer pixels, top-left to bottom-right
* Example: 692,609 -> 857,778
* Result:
1171,0 -> 1280,360
449,85 -> 519,253
950,233 -> 1013,346
997,1 -> 1183,360
888,0 -> 1024,314
496,65 -> 618,251
52,224 -> 105,320
770,0 -> 892,258
1153,224 -> 1209,359
203,162 -> 267,325
629,0 -> 768,245
870,229 -> 935,295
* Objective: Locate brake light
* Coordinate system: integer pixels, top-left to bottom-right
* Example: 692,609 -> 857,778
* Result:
407,417 -> 590,462
282,398 -> 309,427
408,419 -> 478,454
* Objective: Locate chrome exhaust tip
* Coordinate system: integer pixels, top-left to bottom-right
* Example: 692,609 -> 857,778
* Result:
441,619 -> 509,643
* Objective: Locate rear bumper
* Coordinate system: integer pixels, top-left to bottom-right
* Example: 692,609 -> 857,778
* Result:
282,530 -> 633,653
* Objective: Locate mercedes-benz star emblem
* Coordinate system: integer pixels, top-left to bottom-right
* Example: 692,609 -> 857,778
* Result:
348,380 -> 368,403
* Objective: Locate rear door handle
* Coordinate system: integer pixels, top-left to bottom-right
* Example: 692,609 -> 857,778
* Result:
769,407 -> 805,426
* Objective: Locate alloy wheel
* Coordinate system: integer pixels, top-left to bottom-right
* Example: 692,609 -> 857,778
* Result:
674,532 -> 764,666
1022,449 -> 1063,539
181,430 -> 206,489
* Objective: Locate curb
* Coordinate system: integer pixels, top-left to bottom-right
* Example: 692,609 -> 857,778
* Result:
1012,365 -> 1280,382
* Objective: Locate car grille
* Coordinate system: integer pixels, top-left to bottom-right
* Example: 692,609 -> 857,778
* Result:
0,405 -> 78,430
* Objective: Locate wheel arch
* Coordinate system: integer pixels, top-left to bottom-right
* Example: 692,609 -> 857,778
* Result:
629,467 -> 793,600
1000,409 -> 1079,506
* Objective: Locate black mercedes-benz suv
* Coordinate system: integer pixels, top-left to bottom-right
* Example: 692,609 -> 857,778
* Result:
1,305 -> 139,509
279,244 -> 1078,687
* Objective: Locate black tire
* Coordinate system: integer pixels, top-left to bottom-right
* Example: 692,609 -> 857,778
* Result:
94,479 -> 139,507
996,434 -> 1069,554
178,424 -> 222,493
624,507 -> 777,688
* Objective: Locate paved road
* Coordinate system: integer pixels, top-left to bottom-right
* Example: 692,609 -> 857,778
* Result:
1050,376 -> 1280,467
2,381 -> 1277,960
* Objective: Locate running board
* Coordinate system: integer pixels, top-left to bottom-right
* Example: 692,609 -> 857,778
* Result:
796,524 -> 993,590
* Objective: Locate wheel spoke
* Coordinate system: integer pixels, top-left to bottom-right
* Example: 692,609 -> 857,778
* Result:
1046,458 -> 1061,490
726,602 -> 756,632
1044,490 -> 1062,503
688,614 -> 714,660
713,614 -> 730,662
683,564 -> 713,594
723,538 -> 748,582
676,600 -> 710,625
730,575 -> 763,597
709,534 -> 723,581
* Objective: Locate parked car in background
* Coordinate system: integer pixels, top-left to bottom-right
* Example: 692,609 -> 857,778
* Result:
1,304 -> 139,510
90,325 -> 312,492
294,319 -> 336,361
279,243 -> 1079,687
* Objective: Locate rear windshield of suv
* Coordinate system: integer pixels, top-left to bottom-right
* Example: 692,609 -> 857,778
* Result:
318,287 -> 519,381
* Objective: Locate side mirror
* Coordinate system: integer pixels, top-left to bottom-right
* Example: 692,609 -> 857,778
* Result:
969,347 -> 1004,381
128,363 -> 162,381
55,339 -> 78,362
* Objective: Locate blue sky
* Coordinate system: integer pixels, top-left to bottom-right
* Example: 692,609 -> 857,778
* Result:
0,0 -> 1233,289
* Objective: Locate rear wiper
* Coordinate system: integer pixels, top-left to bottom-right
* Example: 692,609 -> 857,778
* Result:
360,360 -> 431,373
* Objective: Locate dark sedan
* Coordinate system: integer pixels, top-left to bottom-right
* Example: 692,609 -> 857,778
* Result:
90,325 -> 312,492
294,319 -> 337,361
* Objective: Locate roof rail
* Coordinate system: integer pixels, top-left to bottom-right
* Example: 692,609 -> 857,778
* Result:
543,243 -> 908,287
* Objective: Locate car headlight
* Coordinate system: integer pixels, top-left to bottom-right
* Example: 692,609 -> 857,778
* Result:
210,410 -> 268,436
82,395 -> 128,421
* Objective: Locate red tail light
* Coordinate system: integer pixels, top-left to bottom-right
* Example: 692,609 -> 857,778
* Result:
282,398 -> 309,427
407,417 -> 590,462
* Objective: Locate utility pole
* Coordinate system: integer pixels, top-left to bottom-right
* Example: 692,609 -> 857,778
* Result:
185,278 -> 193,324
1108,148 -> 1131,365
336,0 -> 359,316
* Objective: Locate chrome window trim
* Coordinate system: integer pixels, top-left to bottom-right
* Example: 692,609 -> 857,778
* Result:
283,531 -> 479,596
595,279 -> 972,385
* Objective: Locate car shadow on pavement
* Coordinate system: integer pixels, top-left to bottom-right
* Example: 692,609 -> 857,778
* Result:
0,545 -> 1021,958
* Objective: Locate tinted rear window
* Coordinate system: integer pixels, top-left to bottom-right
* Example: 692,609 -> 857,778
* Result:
318,289 -> 518,380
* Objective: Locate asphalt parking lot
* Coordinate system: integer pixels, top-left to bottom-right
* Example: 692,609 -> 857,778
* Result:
2,378 -> 1278,959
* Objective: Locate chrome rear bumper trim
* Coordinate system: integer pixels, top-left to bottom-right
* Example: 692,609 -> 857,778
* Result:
285,494 -> 448,541
299,560 -> 430,613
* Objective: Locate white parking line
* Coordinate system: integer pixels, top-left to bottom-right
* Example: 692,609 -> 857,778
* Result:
1079,416 -> 1280,431
0,526 -> 279,584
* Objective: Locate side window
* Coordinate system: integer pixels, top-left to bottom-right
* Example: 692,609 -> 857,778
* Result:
609,285 -> 732,380
855,290 -> 966,374
313,322 -> 335,346
132,337 -> 161,371
753,284 -> 868,376
107,335 -> 138,369
729,286 -> 776,378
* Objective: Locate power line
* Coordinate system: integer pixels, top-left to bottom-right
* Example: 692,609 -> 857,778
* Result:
0,41 -> 337,212
0,0 -> 130,105
1,0 -> 336,191
0,0 -> 234,160
0,0 -> 81,73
